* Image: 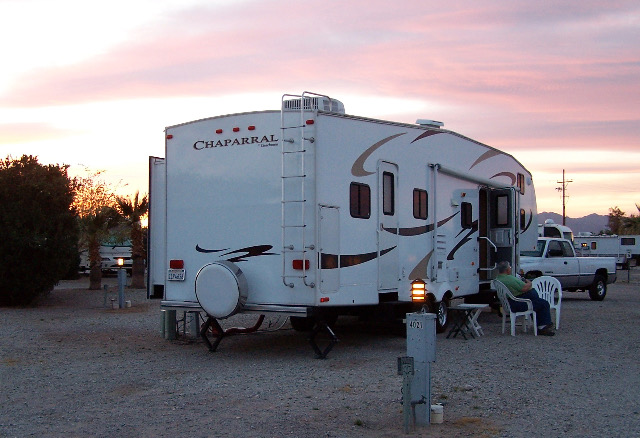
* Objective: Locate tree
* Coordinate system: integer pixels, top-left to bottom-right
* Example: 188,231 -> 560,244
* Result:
116,191 -> 148,289
0,155 -> 78,306
621,204 -> 640,235
607,207 -> 625,235
73,169 -> 121,290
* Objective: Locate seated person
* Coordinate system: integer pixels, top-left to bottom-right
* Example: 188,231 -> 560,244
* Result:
496,261 -> 555,336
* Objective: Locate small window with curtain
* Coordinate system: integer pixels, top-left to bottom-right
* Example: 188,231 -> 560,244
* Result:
517,173 -> 525,194
413,189 -> 428,219
383,172 -> 394,215
461,202 -> 473,228
350,182 -> 370,219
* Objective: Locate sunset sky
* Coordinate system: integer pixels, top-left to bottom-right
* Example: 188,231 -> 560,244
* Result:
1,0 -> 638,218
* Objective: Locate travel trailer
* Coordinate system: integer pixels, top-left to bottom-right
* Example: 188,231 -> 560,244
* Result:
148,92 -> 538,356
538,219 -> 574,242
574,234 -> 640,269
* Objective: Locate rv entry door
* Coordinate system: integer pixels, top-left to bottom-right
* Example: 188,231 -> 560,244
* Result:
377,161 -> 399,291
480,188 -> 517,278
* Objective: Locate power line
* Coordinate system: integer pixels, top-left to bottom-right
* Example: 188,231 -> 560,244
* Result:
556,169 -> 573,225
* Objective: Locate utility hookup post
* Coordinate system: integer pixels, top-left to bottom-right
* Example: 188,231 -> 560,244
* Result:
400,312 -> 437,432
117,258 -> 126,309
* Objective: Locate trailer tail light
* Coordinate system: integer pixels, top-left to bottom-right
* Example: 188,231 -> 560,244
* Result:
170,259 -> 184,269
166,134 -> 173,139
306,119 -> 314,125
216,129 -> 223,134
233,127 -> 240,132
248,125 -> 256,131
292,259 -> 310,270
320,297 -> 330,303
410,279 -> 426,302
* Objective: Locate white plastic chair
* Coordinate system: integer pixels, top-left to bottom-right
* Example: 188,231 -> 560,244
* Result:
532,276 -> 562,329
492,280 -> 538,336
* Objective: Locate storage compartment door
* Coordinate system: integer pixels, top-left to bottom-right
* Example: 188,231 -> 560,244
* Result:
318,205 -> 340,292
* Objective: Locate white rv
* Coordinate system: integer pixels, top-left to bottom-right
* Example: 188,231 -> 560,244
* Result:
148,92 -> 538,355
538,219 -> 574,242
574,234 -> 640,269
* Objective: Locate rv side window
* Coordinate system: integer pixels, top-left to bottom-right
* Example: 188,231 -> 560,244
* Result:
519,209 -> 526,230
621,237 -> 636,245
350,182 -> 371,219
517,173 -> 525,194
383,172 -> 394,216
461,202 -> 473,228
413,189 -> 428,220
591,242 -> 597,250
496,195 -> 509,226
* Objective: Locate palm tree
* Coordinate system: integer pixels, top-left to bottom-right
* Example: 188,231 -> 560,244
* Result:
116,191 -> 148,289
78,207 -> 120,290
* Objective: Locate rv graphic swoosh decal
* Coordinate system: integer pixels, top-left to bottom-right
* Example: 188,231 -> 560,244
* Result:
523,209 -> 533,232
409,251 -> 433,280
382,213 -> 458,236
195,245 -> 228,253
320,246 -> 396,269
491,171 -> 516,185
469,150 -> 502,170
196,244 -> 277,262
447,221 -> 478,260
411,130 -> 442,143
351,133 -> 406,177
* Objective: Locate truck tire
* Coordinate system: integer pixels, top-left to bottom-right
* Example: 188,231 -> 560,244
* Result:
431,299 -> 449,333
588,275 -> 607,301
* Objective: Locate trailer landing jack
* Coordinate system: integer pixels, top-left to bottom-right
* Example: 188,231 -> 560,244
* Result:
200,315 -> 266,352
309,319 -> 339,359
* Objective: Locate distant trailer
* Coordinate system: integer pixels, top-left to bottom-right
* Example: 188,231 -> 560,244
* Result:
538,219 -> 574,242
574,234 -> 640,269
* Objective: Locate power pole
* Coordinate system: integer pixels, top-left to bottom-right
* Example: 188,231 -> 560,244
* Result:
556,169 -> 573,225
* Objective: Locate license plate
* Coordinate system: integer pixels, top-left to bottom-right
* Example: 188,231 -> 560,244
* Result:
167,269 -> 185,281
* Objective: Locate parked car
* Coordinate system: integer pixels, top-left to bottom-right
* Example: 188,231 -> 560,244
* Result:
520,237 -> 616,301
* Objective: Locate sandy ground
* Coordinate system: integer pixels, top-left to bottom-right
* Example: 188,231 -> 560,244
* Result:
1,269 -> 639,437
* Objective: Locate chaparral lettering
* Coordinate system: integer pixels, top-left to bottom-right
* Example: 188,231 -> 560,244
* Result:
193,134 -> 279,150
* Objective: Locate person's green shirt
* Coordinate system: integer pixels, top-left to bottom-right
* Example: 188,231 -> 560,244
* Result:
496,273 -> 526,297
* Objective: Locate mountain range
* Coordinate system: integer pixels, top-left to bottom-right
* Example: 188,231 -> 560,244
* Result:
537,212 -> 609,234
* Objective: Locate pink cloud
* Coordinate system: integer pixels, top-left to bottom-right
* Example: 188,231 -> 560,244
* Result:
2,0 -> 639,156
0,123 -> 76,144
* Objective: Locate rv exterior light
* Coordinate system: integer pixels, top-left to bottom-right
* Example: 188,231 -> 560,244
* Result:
216,129 -> 223,134
292,259 -> 310,270
248,125 -> 256,131
117,257 -> 124,267
306,119 -> 314,125
320,297 -> 330,303
233,127 -> 240,132
169,259 -> 184,269
166,134 -> 173,139
410,279 -> 426,302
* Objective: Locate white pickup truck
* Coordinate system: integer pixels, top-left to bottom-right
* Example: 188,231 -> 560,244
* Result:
520,237 -> 617,301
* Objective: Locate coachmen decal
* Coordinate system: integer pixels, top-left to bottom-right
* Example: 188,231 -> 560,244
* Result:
193,135 -> 278,150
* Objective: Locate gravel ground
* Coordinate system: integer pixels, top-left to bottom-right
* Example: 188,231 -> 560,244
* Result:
1,269 -> 640,438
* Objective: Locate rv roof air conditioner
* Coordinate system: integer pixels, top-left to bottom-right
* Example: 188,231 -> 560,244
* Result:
283,97 -> 345,114
416,119 -> 444,128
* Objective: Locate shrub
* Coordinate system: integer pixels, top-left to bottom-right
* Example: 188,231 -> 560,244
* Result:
0,155 -> 78,306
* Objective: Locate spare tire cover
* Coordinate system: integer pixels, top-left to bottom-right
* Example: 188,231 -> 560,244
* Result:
195,261 -> 248,319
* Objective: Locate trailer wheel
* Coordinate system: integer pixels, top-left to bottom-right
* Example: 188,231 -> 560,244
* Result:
588,275 -> 607,301
432,299 -> 449,333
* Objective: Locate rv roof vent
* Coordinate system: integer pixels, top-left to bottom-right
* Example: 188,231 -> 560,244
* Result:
416,119 -> 444,128
283,97 -> 345,114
